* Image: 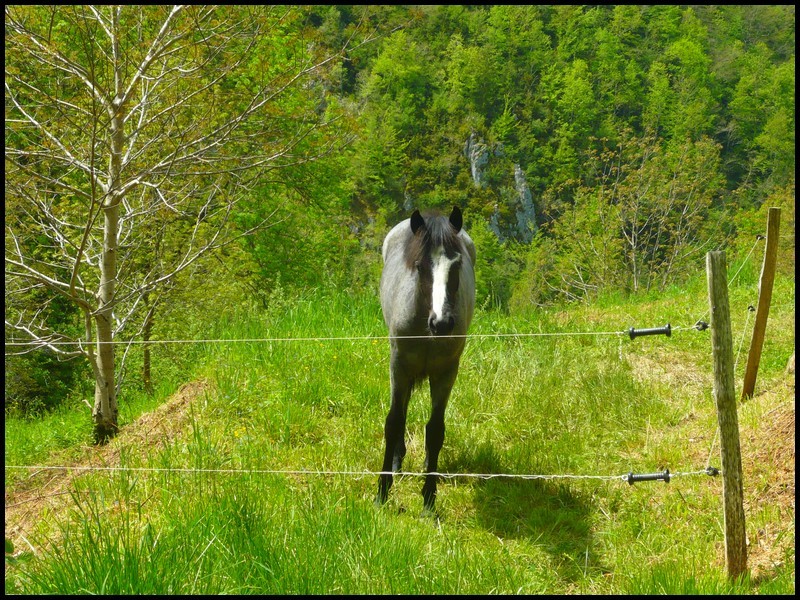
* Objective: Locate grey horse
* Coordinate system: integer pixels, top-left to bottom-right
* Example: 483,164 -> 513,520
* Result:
376,206 -> 476,514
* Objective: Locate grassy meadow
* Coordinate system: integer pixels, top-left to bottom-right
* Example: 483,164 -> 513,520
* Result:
5,261 -> 795,594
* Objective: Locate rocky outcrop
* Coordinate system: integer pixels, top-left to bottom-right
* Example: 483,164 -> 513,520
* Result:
466,133 -> 536,242
512,163 -> 536,243
463,132 -> 490,188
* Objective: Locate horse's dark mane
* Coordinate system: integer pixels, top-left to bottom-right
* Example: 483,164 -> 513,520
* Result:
404,211 -> 461,270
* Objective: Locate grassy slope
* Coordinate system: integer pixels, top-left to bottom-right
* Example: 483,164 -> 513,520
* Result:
5,266 -> 795,594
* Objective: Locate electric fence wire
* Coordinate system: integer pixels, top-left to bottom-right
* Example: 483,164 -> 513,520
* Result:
692,234 -> 764,329
5,329 -> 639,349
3,463 -> 720,484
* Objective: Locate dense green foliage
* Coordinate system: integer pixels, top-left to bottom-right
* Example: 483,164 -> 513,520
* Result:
323,5 -> 794,305
235,4 -> 796,307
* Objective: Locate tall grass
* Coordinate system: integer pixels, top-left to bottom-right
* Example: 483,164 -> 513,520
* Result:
5,270 -> 795,594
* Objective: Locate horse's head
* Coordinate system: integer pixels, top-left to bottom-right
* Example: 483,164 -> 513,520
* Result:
408,207 -> 464,336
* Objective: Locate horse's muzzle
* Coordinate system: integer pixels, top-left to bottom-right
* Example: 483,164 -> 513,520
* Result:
428,314 -> 456,336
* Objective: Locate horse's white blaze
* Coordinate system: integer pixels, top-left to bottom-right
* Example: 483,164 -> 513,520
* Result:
430,246 -> 460,318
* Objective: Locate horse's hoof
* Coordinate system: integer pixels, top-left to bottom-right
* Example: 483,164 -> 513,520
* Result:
374,494 -> 388,508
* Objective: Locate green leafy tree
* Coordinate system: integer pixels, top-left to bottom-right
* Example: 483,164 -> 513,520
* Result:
593,6 -> 646,133
729,46 -> 795,197
541,57 -> 598,189
512,131 -> 723,303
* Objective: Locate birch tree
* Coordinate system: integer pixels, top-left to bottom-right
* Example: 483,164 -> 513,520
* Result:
5,5 -> 353,441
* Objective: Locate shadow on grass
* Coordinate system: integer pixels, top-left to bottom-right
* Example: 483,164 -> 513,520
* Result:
443,442 -> 608,582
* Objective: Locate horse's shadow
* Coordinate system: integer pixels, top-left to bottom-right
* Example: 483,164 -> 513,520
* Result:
443,443 -> 608,581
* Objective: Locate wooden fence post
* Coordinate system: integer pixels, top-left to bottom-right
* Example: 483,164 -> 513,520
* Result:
741,207 -> 781,400
706,251 -> 748,581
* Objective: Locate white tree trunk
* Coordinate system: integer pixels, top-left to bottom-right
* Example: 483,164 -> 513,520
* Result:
93,201 -> 120,441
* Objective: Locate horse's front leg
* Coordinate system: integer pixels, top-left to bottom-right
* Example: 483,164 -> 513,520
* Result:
376,359 -> 412,506
421,365 -> 458,514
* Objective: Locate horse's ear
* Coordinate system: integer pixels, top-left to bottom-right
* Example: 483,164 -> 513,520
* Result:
449,206 -> 463,233
410,209 -> 424,234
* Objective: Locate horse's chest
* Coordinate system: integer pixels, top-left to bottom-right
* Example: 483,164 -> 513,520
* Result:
393,339 -> 463,379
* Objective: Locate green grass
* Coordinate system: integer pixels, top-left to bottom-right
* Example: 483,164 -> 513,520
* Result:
5,268 -> 795,594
